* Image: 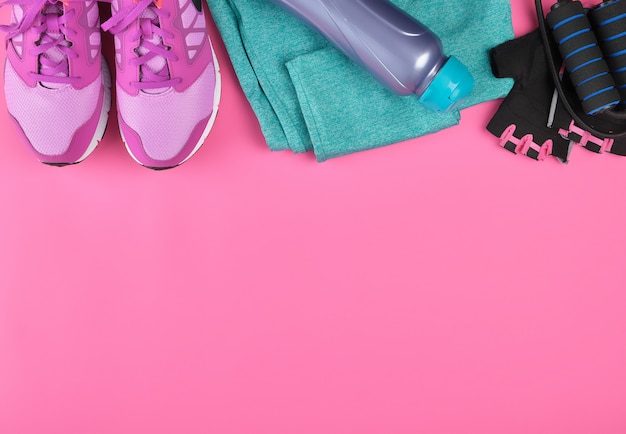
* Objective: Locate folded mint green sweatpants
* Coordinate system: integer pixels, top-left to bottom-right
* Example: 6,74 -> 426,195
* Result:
207,0 -> 515,161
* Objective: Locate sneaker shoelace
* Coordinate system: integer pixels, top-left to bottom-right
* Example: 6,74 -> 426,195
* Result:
101,0 -> 182,93
0,0 -> 82,87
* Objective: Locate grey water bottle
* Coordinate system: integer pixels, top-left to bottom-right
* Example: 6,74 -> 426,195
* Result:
267,0 -> 474,112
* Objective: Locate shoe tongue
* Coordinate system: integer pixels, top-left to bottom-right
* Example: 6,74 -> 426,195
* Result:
138,6 -> 170,95
39,3 -> 70,89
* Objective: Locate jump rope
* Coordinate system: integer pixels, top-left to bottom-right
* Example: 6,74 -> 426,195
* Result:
535,0 -> 626,139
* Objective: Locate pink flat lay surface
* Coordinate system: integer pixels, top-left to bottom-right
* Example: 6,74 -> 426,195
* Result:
1,1 -> 626,433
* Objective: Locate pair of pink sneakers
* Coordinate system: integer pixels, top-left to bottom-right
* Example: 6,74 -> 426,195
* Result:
1,0 -> 220,169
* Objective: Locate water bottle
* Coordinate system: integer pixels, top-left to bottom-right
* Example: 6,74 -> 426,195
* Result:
267,0 -> 474,112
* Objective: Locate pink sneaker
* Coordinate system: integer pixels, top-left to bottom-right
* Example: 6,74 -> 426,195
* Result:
1,0 -> 111,166
102,0 -> 221,170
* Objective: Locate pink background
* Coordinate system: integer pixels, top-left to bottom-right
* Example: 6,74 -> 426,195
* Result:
1,1 -> 626,432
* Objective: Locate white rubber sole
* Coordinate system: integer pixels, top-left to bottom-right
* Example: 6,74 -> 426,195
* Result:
121,41 -> 222,170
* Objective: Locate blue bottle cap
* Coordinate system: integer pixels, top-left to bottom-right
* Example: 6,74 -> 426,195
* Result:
418,56 -> 474,112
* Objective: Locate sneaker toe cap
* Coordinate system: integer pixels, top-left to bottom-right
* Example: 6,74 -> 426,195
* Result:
116,63 -> 217,168
4,61 -> 103,163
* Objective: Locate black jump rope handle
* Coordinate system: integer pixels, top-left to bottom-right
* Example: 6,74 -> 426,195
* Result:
536,0 -> 626,139
547,0 -> 620,114
589,0 -> 626,107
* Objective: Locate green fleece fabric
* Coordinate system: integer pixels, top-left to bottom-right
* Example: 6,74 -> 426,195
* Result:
207,0 -> 514,161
